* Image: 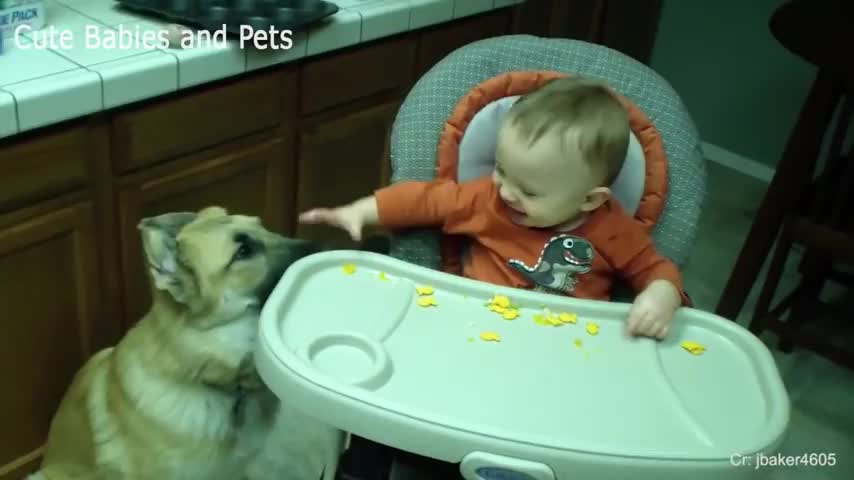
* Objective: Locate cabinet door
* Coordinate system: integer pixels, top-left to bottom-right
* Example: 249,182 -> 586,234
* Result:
117,135 -> 294,324
0,201 -> 100,480
296,100 -> 399,250
416,10 -> 511,76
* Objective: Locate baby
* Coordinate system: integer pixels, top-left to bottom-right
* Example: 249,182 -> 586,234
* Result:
299,76 -> 690,339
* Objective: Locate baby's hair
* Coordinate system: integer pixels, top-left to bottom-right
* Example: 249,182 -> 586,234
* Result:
505,76 -> 630,186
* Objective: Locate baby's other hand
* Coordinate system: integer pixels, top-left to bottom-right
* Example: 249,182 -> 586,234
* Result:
626,279 -> 681,339
299,205 -> 364,241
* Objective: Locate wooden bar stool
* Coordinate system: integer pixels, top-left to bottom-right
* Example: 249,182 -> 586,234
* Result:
715,0 -> 851,320
717,0 -> 854,368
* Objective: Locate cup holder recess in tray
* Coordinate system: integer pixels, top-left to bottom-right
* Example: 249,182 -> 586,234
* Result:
299,332 -> 393,391
114,0 -> 339,36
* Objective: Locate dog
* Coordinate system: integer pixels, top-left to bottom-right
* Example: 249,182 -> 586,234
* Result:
30,207 -> 343,480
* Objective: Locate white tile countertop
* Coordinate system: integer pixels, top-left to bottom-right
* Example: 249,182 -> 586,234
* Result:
0,0 -> 522,139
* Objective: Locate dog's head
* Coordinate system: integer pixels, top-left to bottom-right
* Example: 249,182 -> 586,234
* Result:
138,206 -> 316,327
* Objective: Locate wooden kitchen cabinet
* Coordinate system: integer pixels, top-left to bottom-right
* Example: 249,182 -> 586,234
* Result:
111,71 -> 286,174
117,133 -> 295,324
509,0 -> 663,65
416,10 -> 512,76
296,99 -> 401,249
0,199 -> 100,480
0,7 -> 516,478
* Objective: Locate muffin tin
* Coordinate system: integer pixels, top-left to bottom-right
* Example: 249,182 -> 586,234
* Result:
114,0 -> 339,36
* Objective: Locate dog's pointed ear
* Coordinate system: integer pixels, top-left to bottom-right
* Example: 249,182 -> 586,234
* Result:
138,212 -> 197,303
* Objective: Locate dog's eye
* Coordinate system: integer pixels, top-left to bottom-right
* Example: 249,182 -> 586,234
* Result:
232,233 -> 256,262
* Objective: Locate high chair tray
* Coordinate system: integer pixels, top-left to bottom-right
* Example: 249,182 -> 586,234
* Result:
256,251 -> 790,480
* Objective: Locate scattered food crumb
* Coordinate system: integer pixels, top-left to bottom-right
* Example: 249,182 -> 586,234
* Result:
490,294 -> 511,308
468,337 -> 475,343
417,296 -> 438,307
574,338 -> 583,348
681,341 -> 705,356
532,308 -> 576,327
416,285 -> 434,296
378,272 -> 389,281
480,331 -> 501,342
489,304 -> 507,314
487,294 -> 521,319
342,263 -> 357,275
585,322 -> 599,335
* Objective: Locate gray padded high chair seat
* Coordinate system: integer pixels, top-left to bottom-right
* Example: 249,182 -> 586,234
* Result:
386,35 -> 706,273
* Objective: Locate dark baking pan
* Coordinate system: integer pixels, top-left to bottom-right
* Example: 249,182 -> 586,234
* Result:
115,0 -> 339,36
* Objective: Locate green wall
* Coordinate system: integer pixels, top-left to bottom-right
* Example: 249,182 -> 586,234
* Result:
648,0 -> 817,168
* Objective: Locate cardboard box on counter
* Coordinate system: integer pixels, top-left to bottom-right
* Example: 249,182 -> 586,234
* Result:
1,0 -> 45,39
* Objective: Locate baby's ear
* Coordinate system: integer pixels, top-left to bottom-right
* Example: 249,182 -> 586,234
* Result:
138,212 -> 197,303
581,187 -> 611,212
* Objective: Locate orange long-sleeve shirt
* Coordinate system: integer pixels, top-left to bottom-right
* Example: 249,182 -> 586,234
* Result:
375,176 -> 690,305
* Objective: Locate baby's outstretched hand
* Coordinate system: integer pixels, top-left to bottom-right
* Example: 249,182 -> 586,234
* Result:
625,279 -> 681,339
299,205 -> 365,241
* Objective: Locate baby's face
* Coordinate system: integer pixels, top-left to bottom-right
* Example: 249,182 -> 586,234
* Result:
493,122 -> 600,228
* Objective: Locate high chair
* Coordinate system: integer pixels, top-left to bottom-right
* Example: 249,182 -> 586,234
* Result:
254,36 -> 792,480
341,34 -> 706,479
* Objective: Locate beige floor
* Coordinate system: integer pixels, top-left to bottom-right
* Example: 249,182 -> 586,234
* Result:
388,162 -> 854,479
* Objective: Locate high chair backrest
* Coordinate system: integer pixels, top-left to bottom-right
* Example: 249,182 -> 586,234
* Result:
386,35 -> 706,273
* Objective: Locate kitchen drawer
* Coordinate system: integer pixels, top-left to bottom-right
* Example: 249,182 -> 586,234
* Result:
0,124 -> 94,213
301,35 -> 416,115
111,70 -> 293,173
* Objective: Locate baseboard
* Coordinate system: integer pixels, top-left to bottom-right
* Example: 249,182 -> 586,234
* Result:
702,142 -> 775,183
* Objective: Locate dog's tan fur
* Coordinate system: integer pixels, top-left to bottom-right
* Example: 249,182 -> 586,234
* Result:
31,207 -> 342,480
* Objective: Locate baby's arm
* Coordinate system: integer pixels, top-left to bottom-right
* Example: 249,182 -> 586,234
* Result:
605,224 -> 690,339
299,195 -> 379,241
624,262 -> 685,340
299,179 -> 485,241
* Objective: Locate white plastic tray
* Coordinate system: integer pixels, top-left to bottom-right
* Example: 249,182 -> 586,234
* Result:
256,251 -> 790,480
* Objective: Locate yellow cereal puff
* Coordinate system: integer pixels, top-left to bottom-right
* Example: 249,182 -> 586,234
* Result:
491,295 -> 511,308
417,296 -> 438,307
547,315 -> 562,326
533,314 -> 548,326
342,263 -> 357,275
559,312 -> 577,324
681,341 -> 706,356
489,304 -> 507,314
585,322 -> 599,335
480,332 -> 501,342
416,285 -> 434,296
574,338 -> 583,348
502,309 -> 519,320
